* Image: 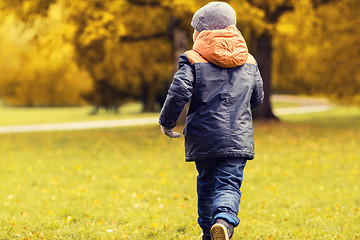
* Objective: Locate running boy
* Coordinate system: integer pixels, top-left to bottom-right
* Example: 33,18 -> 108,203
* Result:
159,2 -> 264,239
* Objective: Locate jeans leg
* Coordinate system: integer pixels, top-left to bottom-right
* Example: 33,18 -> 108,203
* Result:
195,160 -> 216,236
212,158 -> 247,227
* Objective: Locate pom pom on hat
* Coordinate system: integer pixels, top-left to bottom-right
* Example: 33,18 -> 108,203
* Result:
191,1 -> 236,33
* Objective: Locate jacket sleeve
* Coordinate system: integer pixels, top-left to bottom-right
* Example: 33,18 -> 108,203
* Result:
159,53 -> 195,128
250,65 -> 264,109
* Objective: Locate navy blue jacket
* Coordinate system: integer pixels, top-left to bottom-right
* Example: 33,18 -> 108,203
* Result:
159,25 -> 264,161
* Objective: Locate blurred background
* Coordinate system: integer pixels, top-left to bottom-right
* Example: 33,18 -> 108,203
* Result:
0,0 -> 359,120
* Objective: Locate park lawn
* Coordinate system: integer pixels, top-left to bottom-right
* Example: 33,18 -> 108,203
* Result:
270,100 -> 299,109
0,106 -> 359,239
1,97 -> 299,127
0,101 -> 158,126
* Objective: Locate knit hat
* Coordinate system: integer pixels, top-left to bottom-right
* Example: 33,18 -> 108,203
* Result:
191,2 -> 236,33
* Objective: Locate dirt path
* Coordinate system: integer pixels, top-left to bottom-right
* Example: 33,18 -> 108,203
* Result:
271,94 -> 332,115
271,94 -> 330,106
0,117 -> 159,134
0,95 -> 333,134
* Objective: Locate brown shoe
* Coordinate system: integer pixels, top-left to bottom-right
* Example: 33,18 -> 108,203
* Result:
210,219 -> 234,240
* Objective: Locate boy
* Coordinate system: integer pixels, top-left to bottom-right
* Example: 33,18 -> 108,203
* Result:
159,2 -> 264,239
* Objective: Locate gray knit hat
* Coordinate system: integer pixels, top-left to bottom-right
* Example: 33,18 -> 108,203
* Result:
191,2 -> 236,32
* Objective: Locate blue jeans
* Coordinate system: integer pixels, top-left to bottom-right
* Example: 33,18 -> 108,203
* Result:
195,158 -> 247,236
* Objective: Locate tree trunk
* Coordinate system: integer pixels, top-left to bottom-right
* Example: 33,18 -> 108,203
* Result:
251,32 -> 279,120
142,84 -> 157,112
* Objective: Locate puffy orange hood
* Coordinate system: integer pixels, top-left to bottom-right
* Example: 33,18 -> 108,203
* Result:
192,25 -> 248,68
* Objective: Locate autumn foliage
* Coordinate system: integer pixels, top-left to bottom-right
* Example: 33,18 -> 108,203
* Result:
0,0 -> 359,108
0,2 -> 92,106
273,0 -> 360,105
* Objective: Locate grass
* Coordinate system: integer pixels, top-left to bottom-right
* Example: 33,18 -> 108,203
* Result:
0,103 -> 359,239
271,100 -> 300,109
0,101 -> 157,126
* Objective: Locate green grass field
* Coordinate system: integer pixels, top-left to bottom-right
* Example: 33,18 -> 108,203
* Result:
0,102 -> 157,126
0,102 -> 359,239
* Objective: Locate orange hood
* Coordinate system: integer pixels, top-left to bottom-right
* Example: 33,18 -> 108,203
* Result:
192,25 -> 248,68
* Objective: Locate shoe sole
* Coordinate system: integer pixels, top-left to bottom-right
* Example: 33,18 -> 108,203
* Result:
210,223 -> 229,240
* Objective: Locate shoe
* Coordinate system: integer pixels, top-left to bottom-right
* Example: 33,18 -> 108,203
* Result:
210,219 -> 234,240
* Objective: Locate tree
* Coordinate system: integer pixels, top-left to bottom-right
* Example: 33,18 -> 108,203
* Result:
230,0 -> 340,120
67,0 -> 176,113
0,0 -> 56,21
2,0 -> 350,112
311,0 -> 360,104
273,0 -> 360,105
227,0 -> 292,120
0,1 -> 92,106
68,0 -> 129,113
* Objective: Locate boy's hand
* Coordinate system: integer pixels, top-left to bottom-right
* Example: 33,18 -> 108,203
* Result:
160,126 -> 181,138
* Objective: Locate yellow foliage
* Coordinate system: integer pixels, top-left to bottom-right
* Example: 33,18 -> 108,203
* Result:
3,0 -> 358,108
0,1 -> 92,106
230,0 -> 269,37
69,0 -> 174,110
273,0 -> 360,105
276,22 -> 297,36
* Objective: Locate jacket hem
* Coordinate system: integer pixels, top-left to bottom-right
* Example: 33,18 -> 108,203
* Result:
185,152 -> 254,162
